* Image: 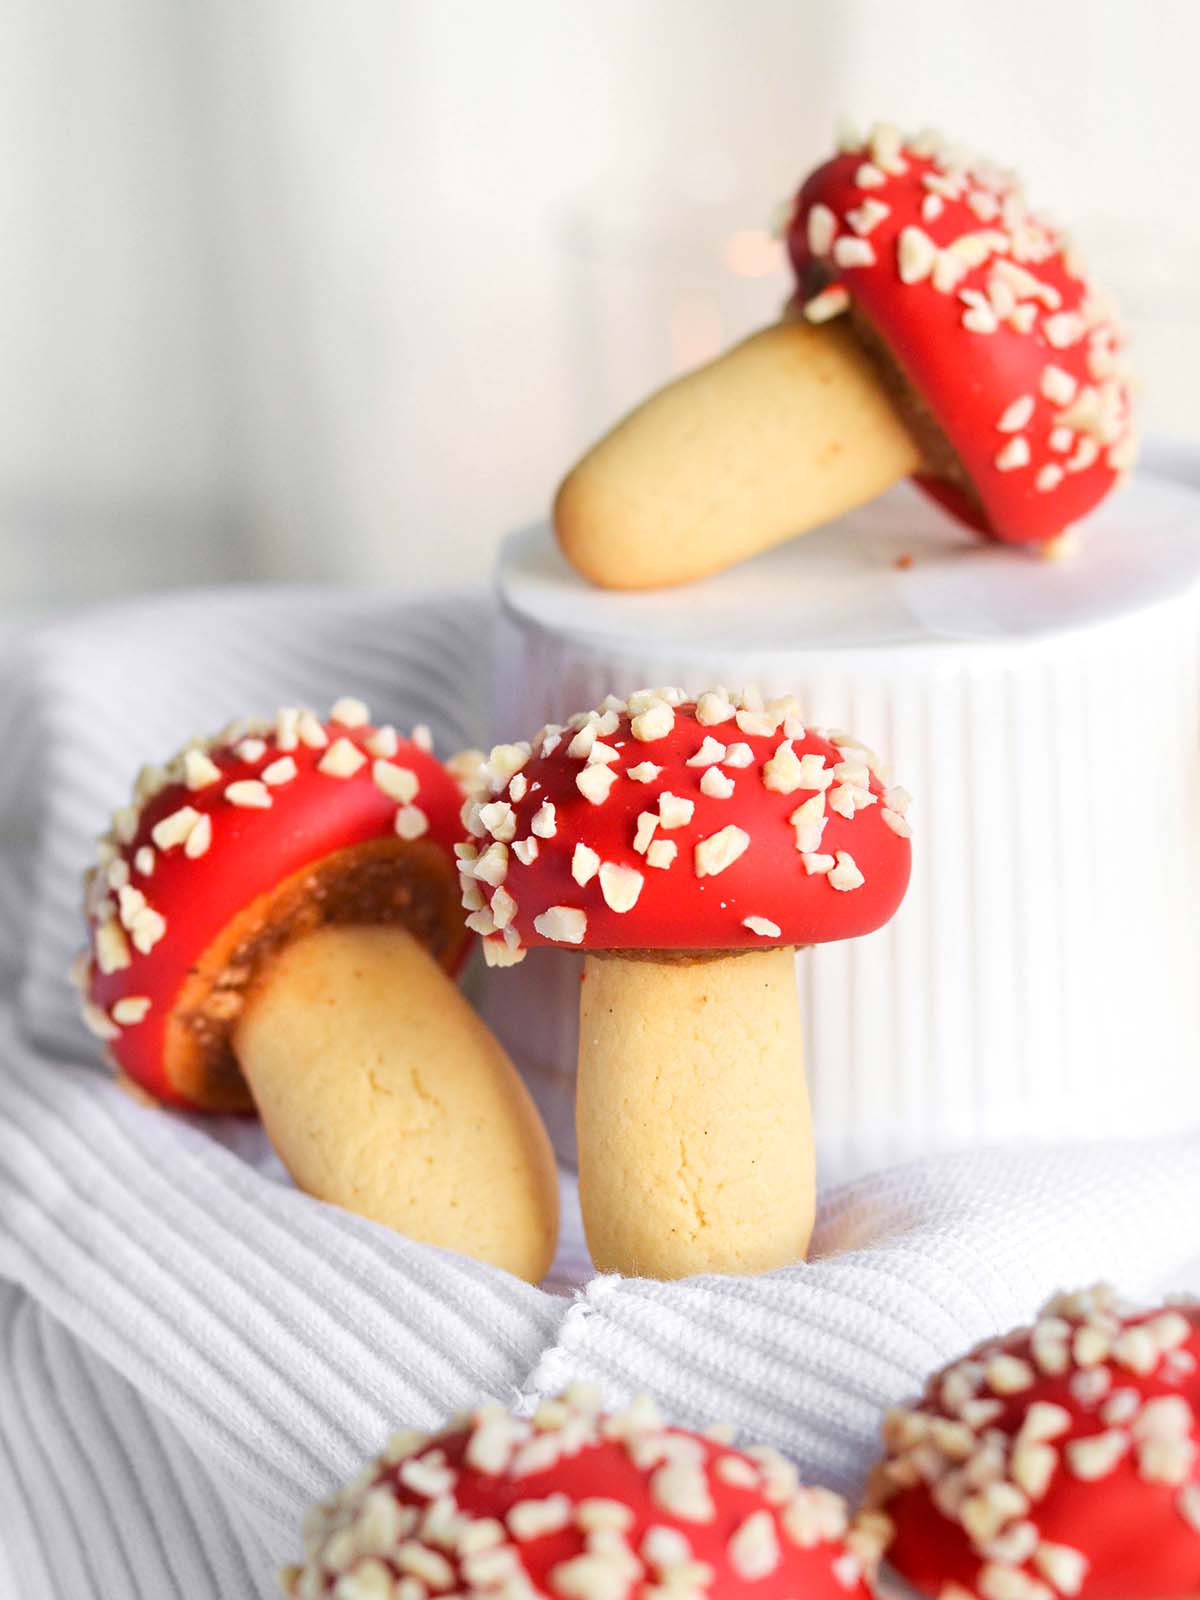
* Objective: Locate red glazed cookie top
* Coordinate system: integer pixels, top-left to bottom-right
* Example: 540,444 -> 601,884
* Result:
282,1386 -> 886,1600
785,123 -> 1136,548
458,686 -> 912,965
870,1284 -> 1200,1600
75,698 -> 471,1107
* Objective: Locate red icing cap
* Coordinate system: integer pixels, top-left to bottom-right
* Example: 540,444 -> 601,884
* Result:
785,123 -> 1136,547
458,687 -> 911,966
76,699 -> 473,1110
282,1387 -> 885,1600
871,1284 -> 1200,1599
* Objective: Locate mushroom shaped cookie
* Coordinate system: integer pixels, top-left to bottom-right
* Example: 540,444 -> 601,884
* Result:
75,699 -> 559,1283
282,1386 -> 889,1600
868,1284 -> 1200,1600
460,686 -> 912,1279
554,122 -> 1134,589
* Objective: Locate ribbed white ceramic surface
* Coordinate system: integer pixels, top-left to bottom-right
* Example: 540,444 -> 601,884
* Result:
486,473 -> 1200,1180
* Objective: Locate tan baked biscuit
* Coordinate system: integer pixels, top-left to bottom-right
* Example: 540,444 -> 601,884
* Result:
575,947 -> 814,1279
235,924 -> 560,1283
554,319 -> 920,591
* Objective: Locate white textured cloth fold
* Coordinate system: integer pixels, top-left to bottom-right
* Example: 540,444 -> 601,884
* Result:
1,584 -> 1198,1600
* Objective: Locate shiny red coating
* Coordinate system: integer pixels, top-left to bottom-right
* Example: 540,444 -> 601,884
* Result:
293,1399 -> 880,1600
786,128 -> 1135,546
878,1289 -> 1200,1599
465,696 -> 911,957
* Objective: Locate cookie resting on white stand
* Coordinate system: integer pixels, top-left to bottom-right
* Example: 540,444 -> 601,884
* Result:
487,468 -> 1200,1180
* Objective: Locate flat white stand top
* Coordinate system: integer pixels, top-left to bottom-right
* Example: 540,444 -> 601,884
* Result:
498,471 -> 1200,656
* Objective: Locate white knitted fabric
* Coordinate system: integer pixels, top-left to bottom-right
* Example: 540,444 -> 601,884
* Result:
1,584 -> 1199,1600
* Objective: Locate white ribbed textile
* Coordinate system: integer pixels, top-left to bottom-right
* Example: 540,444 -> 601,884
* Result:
1,583 -> 1199,1600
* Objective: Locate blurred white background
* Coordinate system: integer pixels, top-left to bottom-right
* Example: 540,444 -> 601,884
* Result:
3,0 -> 1199,610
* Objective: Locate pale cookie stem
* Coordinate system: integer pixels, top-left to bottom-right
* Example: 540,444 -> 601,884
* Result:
233,924 -> 560,1283
576,946 -> 814,1278
553,319 -> 921,590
